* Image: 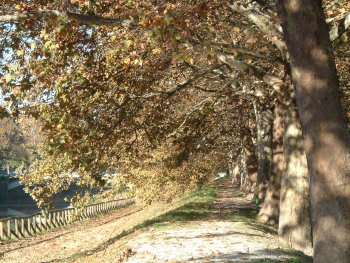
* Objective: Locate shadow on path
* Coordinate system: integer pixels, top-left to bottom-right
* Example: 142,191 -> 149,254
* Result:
189,248 -> 312,263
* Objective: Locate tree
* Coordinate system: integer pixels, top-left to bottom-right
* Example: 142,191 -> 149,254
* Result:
0,117 -> 29,173
279,90 -> 312,253
258,98 -> 284,225
0,116 -> 44,174
277,0 -> 350,262
0,0 -> 349,256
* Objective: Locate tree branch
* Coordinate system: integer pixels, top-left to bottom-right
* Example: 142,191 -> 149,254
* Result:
66,11 -> 138,28
168,97 -> 213,137
210,42 -> 286,64
0,10 -> 62,23
217,52 -> 284,92
128,65 -> 223,99
192,85 -> 222,93
1,6 -> 348,40
227,2 -> 287,57
0,10 -> 138,28
329,11 -> 350,41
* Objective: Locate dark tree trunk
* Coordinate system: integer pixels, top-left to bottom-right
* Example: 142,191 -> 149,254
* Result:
259,101 -> 284,225
278,1 -> 350,262
279,94 -> 312,255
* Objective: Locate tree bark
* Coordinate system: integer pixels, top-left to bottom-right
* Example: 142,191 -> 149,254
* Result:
238,142 -> 248,187
277,1 -> 350,262
258,101 -> 284,225
254,102 -> 273,200
279,95 -> 312,255
242,130 -> 258,196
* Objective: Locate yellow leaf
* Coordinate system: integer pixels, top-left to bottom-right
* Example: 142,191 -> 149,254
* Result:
247,38 -> 257,45
123,57 -> 131,65
15,4 -> 22,11
152,47 -> 163,54
4,74 -> 12,83
16,49 -> 24,56
339,8 -> 346,14
233,27 -> 240,33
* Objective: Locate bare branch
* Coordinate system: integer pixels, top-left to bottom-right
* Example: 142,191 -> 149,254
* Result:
66,11 -> 138,28
227,2 -> 287,57
217,52 -> 284,92
168,97 -> 213,137
1,6 -> 347,41
0,10 -> 138,28
0,10 -> 62,23
128,65 -> 223,99
192,85 -> 222,93
210,42 -> 285,64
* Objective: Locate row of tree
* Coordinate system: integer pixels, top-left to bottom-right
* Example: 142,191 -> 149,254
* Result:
0,1 -> 349,262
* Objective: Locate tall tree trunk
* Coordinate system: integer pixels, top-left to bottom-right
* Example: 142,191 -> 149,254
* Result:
228,151 -> 234,179
242,130 -> 258,197
254,102 -> 273,200
231,163 -> 240,185
238,138 -> 248,187
259,101 -> 284,225
279,94 -> 312,255
278,1 -> 350,262
228,151 -> 240,186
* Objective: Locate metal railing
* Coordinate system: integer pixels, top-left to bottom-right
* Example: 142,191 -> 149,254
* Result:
0,198 -> 134,240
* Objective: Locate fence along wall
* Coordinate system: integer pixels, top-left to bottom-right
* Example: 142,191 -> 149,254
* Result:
0,198 -> 134,240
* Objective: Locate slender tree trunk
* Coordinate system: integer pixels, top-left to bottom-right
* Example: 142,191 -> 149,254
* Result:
278,1 -> 350,262
237,138 -> 248,187
231,163 -> 240,185
228,152 -> 234,179
279,94 -> 312,255
259,101 -> 284,225
254,102 -> 273,200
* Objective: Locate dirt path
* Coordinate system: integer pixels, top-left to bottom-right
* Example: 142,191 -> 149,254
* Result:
0,201 -> 185,263
114,180 -> 311,263
77,179 -> 312,263
0,179 -> 312,263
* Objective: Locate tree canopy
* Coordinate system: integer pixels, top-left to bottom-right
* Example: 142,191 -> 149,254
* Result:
0,0 -> 349,204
